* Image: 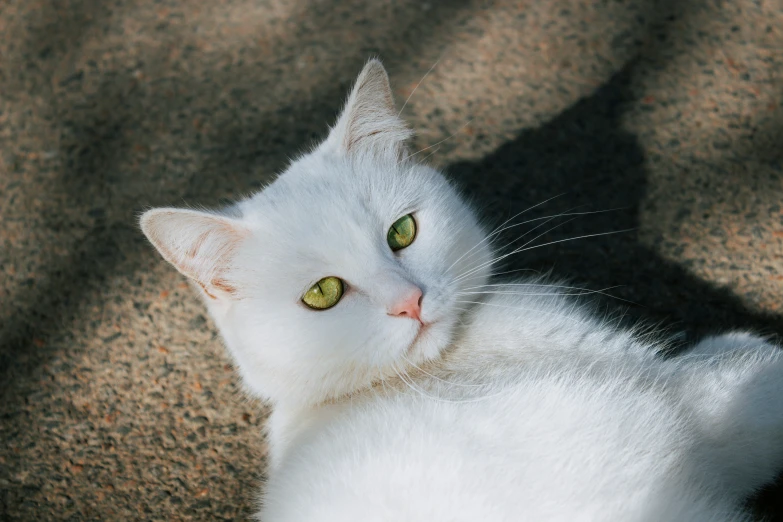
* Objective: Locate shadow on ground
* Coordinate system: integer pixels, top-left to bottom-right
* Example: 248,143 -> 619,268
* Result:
447,60 -> 783,519
449,63 -> 783,340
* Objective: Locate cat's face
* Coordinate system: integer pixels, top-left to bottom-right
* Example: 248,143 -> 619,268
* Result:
141,60 -> 491,405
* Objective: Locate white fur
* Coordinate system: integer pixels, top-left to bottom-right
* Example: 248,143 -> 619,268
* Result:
141,60 -> 783,521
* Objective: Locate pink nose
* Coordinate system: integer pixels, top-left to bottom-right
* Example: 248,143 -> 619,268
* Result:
389,288 -> 423,323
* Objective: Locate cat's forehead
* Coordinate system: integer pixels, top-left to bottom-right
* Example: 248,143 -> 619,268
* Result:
247,153 -> 419,227
233,155 -> 420,279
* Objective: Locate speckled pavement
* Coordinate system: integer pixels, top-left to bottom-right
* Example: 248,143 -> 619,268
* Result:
1,0 -> 782,520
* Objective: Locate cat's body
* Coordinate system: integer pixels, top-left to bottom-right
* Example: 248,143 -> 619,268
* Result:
141,60 -> 783,521
261,286 -> 783,522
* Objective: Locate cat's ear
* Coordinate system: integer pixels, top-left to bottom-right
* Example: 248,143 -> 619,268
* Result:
322,59 -> 413,161
140,208 -> 249,300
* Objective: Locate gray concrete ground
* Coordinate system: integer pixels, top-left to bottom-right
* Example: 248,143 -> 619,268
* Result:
1,0 -> 782,519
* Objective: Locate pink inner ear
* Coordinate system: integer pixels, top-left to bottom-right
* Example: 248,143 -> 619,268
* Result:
324,59 -> 413,160
196,281 -> 217,300
185,226 -> 246,297
212,277 -> 238,295
196,278 -> 238,300
185,230 -> 215,260
141,209 -> 248,298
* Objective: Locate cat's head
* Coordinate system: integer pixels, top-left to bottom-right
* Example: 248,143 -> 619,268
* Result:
140,60 -> 492,406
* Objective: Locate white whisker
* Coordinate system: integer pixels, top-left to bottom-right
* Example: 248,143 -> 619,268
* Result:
509,228 -> 636,256
455,214 -> 579,283
458,207 -> 623,277
392,363 -> 511,404
457,268 -> 540,285
458,283 -> 638,306
398,58 -> 440,117
444,193 -> 567,273
452,207 -> 625,275
449,209 -> 574,274
406,120 -> 474,162
401,354 -> 484,388
455,300 -> 592,326
419,145 -> 441,164
456,222 -> 633,285
458,290 -> 606,298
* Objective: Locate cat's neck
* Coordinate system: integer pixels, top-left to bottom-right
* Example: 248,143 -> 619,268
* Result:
265,360 -> 447,467
262,310 -> 493,465
265,384 -> 386,469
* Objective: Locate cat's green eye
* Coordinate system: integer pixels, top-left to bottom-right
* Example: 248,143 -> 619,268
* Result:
387,214 -> 417,251
302,276 -> 344,310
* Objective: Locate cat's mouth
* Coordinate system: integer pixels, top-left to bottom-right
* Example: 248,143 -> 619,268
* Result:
407,321 -> 434,355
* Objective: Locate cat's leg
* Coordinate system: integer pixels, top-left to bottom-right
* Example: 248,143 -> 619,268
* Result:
670,333 -> 783,500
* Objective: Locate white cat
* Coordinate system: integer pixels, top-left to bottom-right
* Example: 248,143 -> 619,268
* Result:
141,60 -> 783,521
